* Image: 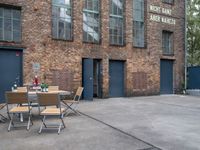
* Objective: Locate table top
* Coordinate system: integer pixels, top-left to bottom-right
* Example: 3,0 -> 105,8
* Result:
28,90 -> 71,95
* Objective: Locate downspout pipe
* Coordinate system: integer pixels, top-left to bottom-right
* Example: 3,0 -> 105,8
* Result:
184,0 -> 187,90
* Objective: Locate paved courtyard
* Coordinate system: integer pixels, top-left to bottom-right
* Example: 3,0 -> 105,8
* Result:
1,95 -> 200,150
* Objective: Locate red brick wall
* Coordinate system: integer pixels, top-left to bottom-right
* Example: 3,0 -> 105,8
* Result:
0,0 -> 185,97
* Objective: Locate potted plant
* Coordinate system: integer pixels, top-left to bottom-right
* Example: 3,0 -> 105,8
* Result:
44,83 -> 49,92
40,83 -> 45,92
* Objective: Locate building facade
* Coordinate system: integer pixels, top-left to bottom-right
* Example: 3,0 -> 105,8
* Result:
0,0 -> 185,101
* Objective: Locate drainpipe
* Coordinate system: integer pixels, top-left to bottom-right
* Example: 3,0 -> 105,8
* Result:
184,0 -> 187,90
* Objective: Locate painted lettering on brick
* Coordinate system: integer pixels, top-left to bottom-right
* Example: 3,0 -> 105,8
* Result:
149,5 -> 175,25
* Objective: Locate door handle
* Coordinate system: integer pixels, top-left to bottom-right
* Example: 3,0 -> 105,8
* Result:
89,77 -> 93,80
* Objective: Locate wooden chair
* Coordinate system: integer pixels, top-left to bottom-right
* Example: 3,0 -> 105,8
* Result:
17,86 -> 28,92
5,91 -> 33,131
0,103 -> 7,122
37,93 -> 65,134
62,87 -> 84,116
48,86 -> 59,92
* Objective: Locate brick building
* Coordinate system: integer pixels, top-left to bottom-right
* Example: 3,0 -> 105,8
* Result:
0,0 -> 185,101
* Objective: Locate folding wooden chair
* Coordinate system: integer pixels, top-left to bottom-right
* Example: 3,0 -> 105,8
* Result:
48,86 -> 59,92
0,103 -> 7,123
5,91 -> 33,131
37,93 -> 66,134
17,87 -> 28,92
62,87 -> 84,116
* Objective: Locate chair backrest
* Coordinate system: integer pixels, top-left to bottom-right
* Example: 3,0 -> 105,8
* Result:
5,92 -> 28,104
37,93 -> 60,106
17,86 -> 28,92
74,87 -> 84,101
48,86 -> 59,92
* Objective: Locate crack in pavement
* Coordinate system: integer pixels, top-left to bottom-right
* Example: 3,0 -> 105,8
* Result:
78,111 -> 162,150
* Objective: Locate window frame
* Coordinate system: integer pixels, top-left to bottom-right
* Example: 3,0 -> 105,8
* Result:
51,0 -> 73,41
109,0 -> 125,46
162,0 -> 174,5
132,0 -> 146,48
162,30 -> 174,56
0,6 -> 21,43
83,0 -> 101,44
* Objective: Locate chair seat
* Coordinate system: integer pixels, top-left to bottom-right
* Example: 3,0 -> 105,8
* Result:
62,100 -> 79,103
41,108 -> 65,115
10,106 -> 31,113
0,103 -> 6,109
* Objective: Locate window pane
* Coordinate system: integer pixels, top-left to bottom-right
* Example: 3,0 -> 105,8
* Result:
58,20 -> 65,39
111,0 -> 123,16
52,0 -> 70,5
4,9 -> 12,18
52,18 -> 58,38
109,0 -> 124,45
4,19 -> 12,40
52,0 -> 72,40
65,29 -> 71,40
4,19 -> 12,30
0,30 -> 2,40
4,30 -> 12,41
59,8 -> 70,19
13,20 -> 20,31
0,17 -> 2,40
83,0 -> 100,43
0,8 -> 3,17
13,9 -> 21,20
52,6 -> 59,17
0,18 -> 3,29
133,0 -> 145,47
65,22 -> 72,40
109,16 -> 123,45
13,31 -> 21,42
0,7 -> 21,42
162,31 -> 173,55
162,0 -> 173,4
85,0 -> 99,11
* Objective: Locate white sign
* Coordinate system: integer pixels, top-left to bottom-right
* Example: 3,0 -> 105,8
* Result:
150,5 -> 161,13
32,63 -> 40,71
161,17 -> 176,25
150,5 -> 172,15
149,5 -> 175,25
150,14 -> 176,25
162,8 -> 172,15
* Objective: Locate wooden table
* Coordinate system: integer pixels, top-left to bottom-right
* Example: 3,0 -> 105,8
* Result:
28,90 -> 71,102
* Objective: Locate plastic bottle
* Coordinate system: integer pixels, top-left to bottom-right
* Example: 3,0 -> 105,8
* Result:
13,82 -> 17,90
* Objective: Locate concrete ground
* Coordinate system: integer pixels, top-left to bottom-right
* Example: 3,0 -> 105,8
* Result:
0,95 -> 200,150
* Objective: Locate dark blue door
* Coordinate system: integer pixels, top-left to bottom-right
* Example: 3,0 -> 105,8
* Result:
82,58 -> 93,100
160,60 -> 173,94
109,60 -> 124,97
0,49 -> 23,103
188,66 -> 200,89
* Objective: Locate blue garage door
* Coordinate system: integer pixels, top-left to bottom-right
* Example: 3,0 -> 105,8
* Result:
109,60 -> 124,97
160,60 -> 173,94
0,49 -> 23,103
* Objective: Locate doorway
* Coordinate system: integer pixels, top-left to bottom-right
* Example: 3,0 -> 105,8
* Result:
0,49 -> 23,102
160,59 -> 174,94
82,58 -> 102,100
109,60 -> 125,97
